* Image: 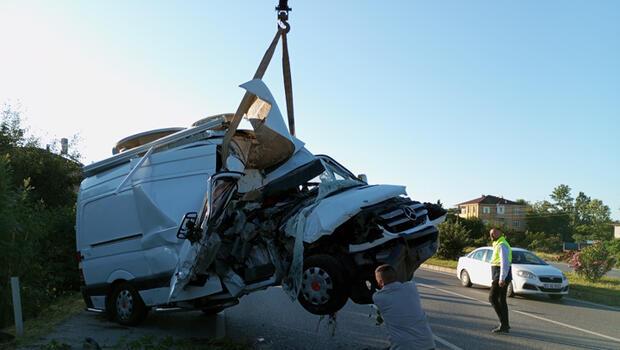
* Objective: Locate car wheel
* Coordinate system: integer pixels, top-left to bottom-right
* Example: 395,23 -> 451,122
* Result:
350,277 -> 378,305
298,255 -> 349,315
507,282 -> 515,297
460,270 -> 472,288
549,294 -> 563,300
109,282 -> 148,326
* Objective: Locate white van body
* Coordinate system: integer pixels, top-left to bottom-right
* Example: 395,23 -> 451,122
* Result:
76,80 -> 446,325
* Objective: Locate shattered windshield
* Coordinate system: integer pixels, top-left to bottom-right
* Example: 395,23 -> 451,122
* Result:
318,160 -> 359,184
309,157 -> 365,198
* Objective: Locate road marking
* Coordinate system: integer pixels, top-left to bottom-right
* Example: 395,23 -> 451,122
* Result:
418,283 -> 620,344
510,309 -> 620,343
433,334 -> 464,350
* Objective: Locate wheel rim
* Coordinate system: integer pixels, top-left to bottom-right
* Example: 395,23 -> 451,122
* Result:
301,267 -> 333,306
116,289 -> 134,321
462,271 -> 469,284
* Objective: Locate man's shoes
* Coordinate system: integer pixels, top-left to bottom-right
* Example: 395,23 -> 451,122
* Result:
491,326 -> 510,333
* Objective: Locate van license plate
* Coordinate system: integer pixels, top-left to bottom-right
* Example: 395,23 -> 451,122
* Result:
544,283 -> 561,289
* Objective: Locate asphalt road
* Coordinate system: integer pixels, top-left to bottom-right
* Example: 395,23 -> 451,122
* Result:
34,268 -> 620,349
548,261 -> 620,279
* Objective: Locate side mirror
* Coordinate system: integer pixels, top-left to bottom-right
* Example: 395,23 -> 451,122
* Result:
357,174 -> 368,183
177,212 -> 200,243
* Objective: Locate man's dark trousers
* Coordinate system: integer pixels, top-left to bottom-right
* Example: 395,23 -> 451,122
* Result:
489,266 -> 511,329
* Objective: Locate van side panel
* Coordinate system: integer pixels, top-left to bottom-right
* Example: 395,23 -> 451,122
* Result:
77,143 -> 218,308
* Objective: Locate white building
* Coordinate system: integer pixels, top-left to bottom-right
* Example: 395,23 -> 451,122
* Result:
615,223 -> 620,240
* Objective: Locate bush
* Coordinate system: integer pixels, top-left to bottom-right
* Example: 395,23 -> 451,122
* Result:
459,217 -> 488,246
0,106 -> 80,328
506,229 -> 529,248
526,231 -> 562,253
437,220 -> 472,260
569,243 -> 616,282
605,240 -> 620,268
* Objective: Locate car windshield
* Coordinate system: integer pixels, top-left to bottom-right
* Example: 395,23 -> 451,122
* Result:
512,251 -> 547,265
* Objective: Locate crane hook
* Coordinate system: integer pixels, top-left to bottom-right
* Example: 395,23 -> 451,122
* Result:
276,0 -> 291,33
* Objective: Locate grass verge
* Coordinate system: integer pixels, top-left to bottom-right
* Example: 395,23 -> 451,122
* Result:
425,257 -> 458,269
533,251 -> 562,262
0,292 -> 84,349
424,256 -> 620,307
565,272 -> 620,307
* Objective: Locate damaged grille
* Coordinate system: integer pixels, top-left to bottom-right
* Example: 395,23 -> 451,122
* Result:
379,202 -> 428,233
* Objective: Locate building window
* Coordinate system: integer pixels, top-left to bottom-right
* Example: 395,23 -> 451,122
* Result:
483,207 -> 490,214
513,207 -> 521,215
461,206 -> 467,215
513,221 -> 520,228
497,205 -> 505,215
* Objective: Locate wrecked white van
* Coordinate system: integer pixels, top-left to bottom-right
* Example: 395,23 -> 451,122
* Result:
76,79 -> 446,325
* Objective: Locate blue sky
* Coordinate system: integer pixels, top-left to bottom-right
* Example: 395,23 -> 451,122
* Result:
1,1 -> 618,218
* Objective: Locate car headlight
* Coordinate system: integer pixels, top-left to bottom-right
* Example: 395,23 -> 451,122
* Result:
562,272 -> 568,281
517,270 -> 536,279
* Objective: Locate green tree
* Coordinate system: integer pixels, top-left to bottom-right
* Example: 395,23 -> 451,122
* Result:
551,184 -> 574,213
573,199 -> 613,242
525,231 -> 562,253
526,200 -> 572,242
437,220 -> 472,260
526,184 -> 613,244
458,217 -> 488,246
0,105 -> 81,328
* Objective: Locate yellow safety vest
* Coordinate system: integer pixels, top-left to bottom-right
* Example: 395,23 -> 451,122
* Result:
491,236 -> 512,266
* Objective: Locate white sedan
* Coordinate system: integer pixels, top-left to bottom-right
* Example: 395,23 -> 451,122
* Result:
456,247 -> 569,299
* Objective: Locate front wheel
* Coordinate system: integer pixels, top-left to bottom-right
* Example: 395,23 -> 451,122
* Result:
109,282 -> 148,326
460,270 -> 472,288
298,255 -> 349,315
507,282 -> 515,297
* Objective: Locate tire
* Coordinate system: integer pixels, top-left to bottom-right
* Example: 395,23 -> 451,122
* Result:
350,277 -> 378,305
549,294 -> 563,300
507,282 -> 515,297
460,270 -> 472,288
108,282 -> 148,326
298,255 -> 350,315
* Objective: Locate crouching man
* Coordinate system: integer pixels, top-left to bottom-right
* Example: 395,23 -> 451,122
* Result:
372,264 -> 435,350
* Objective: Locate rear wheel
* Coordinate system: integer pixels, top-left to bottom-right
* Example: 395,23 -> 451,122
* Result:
109,282 -> 148,326
460,270 -> 472,288
298,255 -> 349,315
549,294 -> 563,300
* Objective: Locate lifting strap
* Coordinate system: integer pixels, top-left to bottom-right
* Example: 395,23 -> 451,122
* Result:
281,29 -> 295,136
221,3 -> 295,165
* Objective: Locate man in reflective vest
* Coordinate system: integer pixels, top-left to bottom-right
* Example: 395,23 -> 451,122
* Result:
489,228 -> 512,333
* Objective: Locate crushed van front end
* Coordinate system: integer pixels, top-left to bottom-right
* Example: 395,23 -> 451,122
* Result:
299,194 -> 445,310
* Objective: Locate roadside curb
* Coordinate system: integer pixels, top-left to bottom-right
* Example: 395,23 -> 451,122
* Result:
420,264 -> 456,275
